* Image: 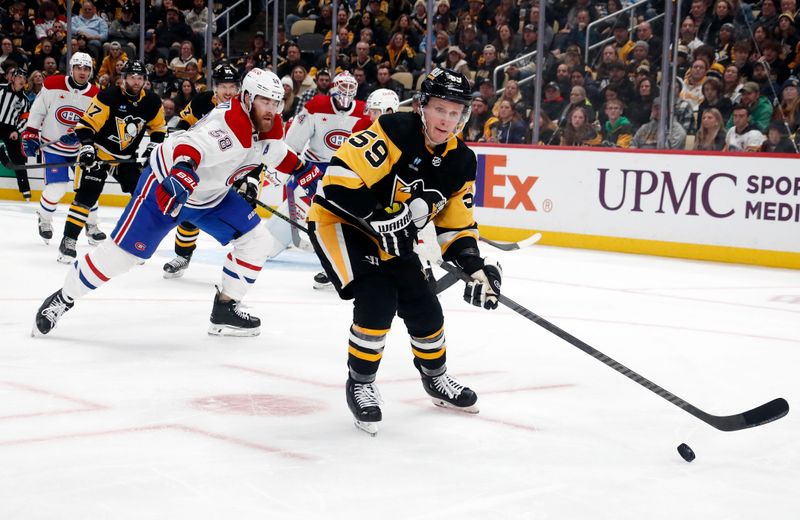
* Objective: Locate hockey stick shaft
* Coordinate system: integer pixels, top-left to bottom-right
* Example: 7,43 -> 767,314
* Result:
8,158 -> 141,171
438,261 -> 789,432
479,233 -> 542,251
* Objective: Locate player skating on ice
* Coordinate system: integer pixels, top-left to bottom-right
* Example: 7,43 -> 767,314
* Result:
21,52 -> 99,245
307,68 -> 503,435
33,68 -> 314,338
283,71 -> 372,289
56,60 -> 166,264
162,63 -> 243,279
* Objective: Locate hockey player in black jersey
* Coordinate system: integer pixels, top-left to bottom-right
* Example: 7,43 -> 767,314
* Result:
162,63 -> 243,279
307,67 -> 503,435
57,60 -> 166,263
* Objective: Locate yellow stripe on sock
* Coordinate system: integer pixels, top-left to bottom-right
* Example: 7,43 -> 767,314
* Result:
69,205 -> 90,216
348,346 -> 383,362
352,324 -> 390,336
412,346 -> 446,360
66,217 -> 86,227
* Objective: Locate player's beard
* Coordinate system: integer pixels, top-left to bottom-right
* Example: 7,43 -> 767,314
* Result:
253,111 -> 275,133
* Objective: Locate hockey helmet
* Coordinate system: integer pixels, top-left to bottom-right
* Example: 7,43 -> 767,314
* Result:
240,67 -> 284,113
212,63 -> 240,85
365,88 -> 400,119
69,51 -> 94,76
122,60 -> 148,80
417,67 -> 472,144
331,71 -> 358,110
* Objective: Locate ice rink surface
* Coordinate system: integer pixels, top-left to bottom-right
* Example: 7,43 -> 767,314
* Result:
0,200 -> 798,519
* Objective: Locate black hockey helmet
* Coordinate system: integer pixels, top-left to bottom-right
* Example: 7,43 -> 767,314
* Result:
122,59 -> 148,80
418,67 -> 473,107
417,67 -> 472,144
212,63 -> 240,85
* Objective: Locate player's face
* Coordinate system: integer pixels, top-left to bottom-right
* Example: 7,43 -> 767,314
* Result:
368,108 -> 383,121
215,82 -> 239,102
422,97 -> 465,144
250,95 -> 282,131
71,64 -> 91,85
124,74 -> 145,96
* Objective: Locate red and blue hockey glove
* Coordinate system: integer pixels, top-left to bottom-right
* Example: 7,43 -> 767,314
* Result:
21,128 -> 40,157
292,161 -> 323,196
156,162 -> 199,217
370,202 -> 417,258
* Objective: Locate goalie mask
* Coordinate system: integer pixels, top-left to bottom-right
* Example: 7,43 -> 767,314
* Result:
331,71 -> 358,111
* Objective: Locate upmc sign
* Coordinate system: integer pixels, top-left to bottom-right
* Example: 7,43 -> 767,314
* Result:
468,144 -> 799,267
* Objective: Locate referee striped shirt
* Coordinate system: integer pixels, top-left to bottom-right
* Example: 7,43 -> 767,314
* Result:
0,83 -> 29,134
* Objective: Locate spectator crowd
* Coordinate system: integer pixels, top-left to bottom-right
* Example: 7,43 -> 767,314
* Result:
2,0 -> 800,153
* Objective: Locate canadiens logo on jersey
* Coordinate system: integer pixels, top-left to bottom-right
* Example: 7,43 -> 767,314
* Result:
111,115 -> 147,150
55,106 -> 83,126
226,164 -> 259,186
324,129 -> 350,150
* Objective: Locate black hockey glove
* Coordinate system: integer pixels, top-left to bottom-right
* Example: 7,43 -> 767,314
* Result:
77,144 -> 97,169
370,202 -> 417,258
458,255 -> 502,310
235,174 -> 261,208
141,142 -> 157,162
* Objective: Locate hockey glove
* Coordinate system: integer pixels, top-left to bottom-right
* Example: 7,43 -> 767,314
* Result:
370,202 -> 417,258
58,129 -> 80,147
21,128 -> 40,158
77,144 -> 97,169
141,142 -> 157,162
235,173 -> 261,208
292,161 -> 323,196
155,162 -> 199,217
462,257 -> 502,310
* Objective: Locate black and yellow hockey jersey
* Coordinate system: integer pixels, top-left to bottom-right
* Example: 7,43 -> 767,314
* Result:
309,111 -> 479,261
176,90 -> 217,131
75,85 -> 166,161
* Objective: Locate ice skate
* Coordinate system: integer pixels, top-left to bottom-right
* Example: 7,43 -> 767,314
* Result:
313,271 -> 333,290
415,361 -> 479,413
37,214 -> 53,244
86,223 -> 106,245
163,255 -> 191,279
57,237 -> 77,264
346,378 -> 382,436
32,289 -> 74,336
208,291 -> 260,336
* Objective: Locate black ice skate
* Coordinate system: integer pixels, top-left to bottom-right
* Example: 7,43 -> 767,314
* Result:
346,377 -> 382,436
57,237 -> 77,264
163,254 -> 191,279
37,214 -> 53,244
313,271 -> 333,290
86,224 -> 106,245
208,291 -> 260,336
32,290 -> 74,336
415,361 -> 479,413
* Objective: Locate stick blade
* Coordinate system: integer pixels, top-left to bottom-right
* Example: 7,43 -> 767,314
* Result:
710,397 -> 789,432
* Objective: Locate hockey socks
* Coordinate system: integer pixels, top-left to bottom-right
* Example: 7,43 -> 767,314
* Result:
63,242 -> 140,300
174,222 -> 200,257
347,324 -> 388,381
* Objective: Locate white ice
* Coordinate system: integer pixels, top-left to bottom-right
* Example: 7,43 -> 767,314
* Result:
0,200 -> 798,520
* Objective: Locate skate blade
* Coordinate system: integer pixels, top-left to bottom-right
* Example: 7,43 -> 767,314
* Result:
56,254 -> 75,264
40,237 -> 51,245
87,237 -> 104,246
354,420 -> 379,436
207,324 -> 261,337
313,282 -> 334,290
162,269 -> 186,279
432,398 -> 480,414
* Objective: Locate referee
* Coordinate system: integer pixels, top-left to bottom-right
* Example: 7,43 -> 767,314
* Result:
0,64 -> 31,201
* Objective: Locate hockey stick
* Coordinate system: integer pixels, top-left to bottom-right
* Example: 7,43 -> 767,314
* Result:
254,199 -> 460,294
8,158 -> 141,171
438,261 -> 789,432
479,233 -> 542,251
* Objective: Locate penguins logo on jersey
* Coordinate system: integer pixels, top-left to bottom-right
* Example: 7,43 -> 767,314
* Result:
110,115 -> 146,150
392,176 -> 446,221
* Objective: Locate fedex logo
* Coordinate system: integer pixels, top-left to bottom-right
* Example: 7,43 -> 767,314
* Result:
475,154 -> 537,211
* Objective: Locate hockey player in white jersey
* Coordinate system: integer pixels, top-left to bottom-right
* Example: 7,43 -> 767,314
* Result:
271,72 -> 374,289
21,52 -> 101,245
33,68 -> 314,338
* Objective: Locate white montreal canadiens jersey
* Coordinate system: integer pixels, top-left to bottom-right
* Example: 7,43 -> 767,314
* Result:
149,97 -> 297,209
285,94 -> 371,163
26,75 -> 98,155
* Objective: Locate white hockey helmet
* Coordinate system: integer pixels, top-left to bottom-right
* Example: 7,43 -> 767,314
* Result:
69,51 -> 93,77
366,88 -> 400,118
240,68 -> 285,113
331,71 -> 358,110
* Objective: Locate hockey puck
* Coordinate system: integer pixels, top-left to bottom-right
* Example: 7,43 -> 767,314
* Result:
677,443 -> 696,462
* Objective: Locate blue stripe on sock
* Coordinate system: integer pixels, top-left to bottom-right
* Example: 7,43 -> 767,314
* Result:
244,276 -> 255,284
222,267 -> 240,280
78,270 -> 97,290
